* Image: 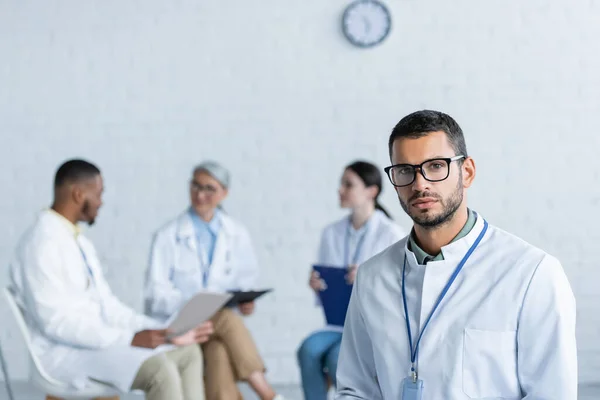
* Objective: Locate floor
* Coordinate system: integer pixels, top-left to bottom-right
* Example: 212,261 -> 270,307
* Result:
1,381 -> 599,399
1,381 -> 303,400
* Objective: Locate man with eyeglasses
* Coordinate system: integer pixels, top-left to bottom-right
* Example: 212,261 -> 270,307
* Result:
335,110 -> 577,399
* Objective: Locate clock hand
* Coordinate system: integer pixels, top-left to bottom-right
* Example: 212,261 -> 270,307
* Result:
363,17 -> 371,34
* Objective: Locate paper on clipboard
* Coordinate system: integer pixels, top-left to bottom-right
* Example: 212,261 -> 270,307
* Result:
167,292 -> 233,337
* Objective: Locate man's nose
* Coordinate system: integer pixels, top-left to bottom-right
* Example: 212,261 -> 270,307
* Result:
411,169 -> 430,192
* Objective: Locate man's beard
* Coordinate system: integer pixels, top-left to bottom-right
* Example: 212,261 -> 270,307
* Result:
399,178 -> 463,230
82,200 -> 96,226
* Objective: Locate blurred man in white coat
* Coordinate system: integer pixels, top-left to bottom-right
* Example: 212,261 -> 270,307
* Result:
9,159 -> 213,400
335,110 -> 577,399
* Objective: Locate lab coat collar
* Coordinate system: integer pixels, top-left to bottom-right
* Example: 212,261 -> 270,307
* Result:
347,209 -> 382,236
176,208 -> 233,241
41,209 -> 82,238
47,208 -> 81,237
404,211 -> 486,268
188,208 -> 222,236
403,244 -> 421,269
440,211 -> 485,260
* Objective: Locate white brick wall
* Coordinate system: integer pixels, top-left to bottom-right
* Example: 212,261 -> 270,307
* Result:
1,0 -> 599,385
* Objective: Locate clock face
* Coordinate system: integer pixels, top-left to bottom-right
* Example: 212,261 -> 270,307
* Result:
342,0 -> 392,48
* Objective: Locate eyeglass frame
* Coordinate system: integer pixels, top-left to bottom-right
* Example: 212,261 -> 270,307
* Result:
383,155 -> 466,187
189,180 -> 220,195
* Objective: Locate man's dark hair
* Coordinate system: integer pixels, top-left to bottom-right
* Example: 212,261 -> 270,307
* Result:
54,159 -> 101,189
388,110 -> 468,159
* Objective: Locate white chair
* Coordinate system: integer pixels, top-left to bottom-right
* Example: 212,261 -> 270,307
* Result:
3,287 -> 121,400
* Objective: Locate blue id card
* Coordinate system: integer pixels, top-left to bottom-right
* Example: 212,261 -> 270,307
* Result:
402,377 -> 423,400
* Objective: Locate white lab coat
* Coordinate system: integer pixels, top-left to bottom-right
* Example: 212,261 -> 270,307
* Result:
335,213 -> 577,399
317,209 -> 406,267
144,210 -> 259,320
9,210 -> 171,392
315,210 -> 406,331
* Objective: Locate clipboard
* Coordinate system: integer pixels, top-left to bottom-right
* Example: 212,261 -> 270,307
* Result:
225,289 -> 273,307
312,265 -> 353,327
167,292 -> 233,337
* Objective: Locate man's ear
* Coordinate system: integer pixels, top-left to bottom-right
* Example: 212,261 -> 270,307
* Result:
71,184 -> 85,205
462,157 -> 476,188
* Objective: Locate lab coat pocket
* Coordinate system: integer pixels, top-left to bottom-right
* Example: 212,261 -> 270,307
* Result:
462,328 -> 520,399
172,264 -> 202,294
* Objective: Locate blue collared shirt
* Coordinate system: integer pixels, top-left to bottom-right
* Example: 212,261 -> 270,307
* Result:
189,208 -> 222,268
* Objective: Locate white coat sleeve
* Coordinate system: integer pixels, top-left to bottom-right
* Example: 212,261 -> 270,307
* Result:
144,231 -> 185,319
335,269 -> 383,400
95,275 -> 164,331
22,240 -> 134,349
517,255 -> 577,399
234,227 -> 259,290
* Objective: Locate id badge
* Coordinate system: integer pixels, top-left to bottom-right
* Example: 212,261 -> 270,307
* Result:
402,377 -> 424,400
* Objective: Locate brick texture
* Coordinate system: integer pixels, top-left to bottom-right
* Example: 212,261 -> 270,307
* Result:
1,0 -> 599,385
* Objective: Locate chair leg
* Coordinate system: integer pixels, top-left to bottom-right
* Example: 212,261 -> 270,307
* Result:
0,343 -> 16,400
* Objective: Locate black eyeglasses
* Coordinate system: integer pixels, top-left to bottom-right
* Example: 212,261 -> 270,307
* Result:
190,180 -> 218,195
384,155 -> 466,187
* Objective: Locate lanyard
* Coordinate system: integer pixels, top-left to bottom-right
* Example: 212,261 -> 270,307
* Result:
202,270 -> 209,288
196,235 -> 229,288
200,249 -> 231,287
77,243 -> 95,286
344,220 -> 369,266
402,219 -> 488,381
197,245 -> 210,288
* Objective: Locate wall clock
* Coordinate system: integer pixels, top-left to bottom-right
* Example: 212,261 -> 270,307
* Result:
342,0 -> 392,48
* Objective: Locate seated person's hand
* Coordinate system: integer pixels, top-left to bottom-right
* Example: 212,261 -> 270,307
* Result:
238,301 -> 255,315
193,321 -> 214,344
131,329 -> 168,349
309,271 -> 325,292
346,264 -> 358,284
169,321 -> 214,346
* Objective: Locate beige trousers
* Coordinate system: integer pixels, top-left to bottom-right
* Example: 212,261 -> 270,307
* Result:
202,309 -> 265,400
131,345 -> 205,400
